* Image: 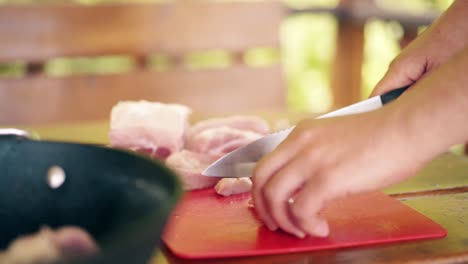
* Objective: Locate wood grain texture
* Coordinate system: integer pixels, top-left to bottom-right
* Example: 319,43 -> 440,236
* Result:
330,19 -> 364,108
0,2 -> 286,63
0,65 -> 285,125
385,153 -> 468,196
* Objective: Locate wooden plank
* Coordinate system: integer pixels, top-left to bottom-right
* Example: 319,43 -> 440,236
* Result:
0,65 -> 286,125
384,153 -> 468,196
330,18 -> 364,108
399,27 -> 419,49
0,2 -> 286,63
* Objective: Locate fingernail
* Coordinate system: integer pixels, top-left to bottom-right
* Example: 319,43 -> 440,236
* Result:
295,230 -> 306,239
314,222 -> 329,237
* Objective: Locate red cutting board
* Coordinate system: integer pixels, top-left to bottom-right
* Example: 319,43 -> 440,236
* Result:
163,189 -> 446,259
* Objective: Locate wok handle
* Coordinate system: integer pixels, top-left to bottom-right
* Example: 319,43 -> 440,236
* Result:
0,128 -> 31,138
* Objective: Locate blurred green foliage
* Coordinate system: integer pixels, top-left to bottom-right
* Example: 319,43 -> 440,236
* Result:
0,0 -> 453,112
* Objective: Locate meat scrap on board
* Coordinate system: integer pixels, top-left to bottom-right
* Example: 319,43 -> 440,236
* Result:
109,101 -> 272,196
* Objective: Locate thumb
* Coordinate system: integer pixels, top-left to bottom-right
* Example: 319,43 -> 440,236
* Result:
370,57 -> 427,97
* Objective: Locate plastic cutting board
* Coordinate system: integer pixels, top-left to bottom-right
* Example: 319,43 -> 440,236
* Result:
163,189 -> 446,259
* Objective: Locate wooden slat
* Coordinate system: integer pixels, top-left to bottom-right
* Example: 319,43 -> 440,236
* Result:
0,2 -> 286,63
327,0 -> 365,108
330,18 -> 364,108
0,65 -> 285,125
400,26 -> 418,49
384,153 -> 468,196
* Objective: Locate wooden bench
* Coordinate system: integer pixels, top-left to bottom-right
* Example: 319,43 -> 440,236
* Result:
0,2 -> 287,125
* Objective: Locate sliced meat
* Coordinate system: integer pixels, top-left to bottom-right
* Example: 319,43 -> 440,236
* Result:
186,127 -> 263,157
215,178 -> 253,196
165,150 -> 220,190
188,115 -> 270,138
109,101 -> 191,159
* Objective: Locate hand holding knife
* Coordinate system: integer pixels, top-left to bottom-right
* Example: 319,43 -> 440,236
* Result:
202,86 -> 409,178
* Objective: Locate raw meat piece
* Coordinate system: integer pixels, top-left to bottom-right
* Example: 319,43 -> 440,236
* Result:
186,127 -> 263,157
188,115 -> 270,138
165,150 -> 220,190
215,178 -> 253,196
109,101 -> 191,159
3,226 -> 97,264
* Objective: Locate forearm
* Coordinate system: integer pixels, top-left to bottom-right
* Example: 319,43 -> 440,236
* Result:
388,45 -> 468,158
423,0 -> 468,49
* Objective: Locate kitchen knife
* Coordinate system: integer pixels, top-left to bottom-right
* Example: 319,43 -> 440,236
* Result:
202,86 -> 409,178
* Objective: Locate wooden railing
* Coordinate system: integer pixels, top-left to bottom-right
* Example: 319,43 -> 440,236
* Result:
0,0 -> 441,124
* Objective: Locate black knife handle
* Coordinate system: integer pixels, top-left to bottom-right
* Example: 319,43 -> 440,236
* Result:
381,85 -> 410,105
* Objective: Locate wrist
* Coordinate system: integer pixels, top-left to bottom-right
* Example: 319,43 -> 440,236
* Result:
389,47 -> 468,159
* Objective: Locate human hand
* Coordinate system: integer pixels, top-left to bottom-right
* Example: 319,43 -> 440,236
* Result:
251,109 -> 432,238
371,0 -> 468,96
0,226 -> 98,264
252,43 -> 468,239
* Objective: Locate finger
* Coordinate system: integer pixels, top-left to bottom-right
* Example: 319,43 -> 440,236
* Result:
289,179 -> 331,238
254,127 -> 313,187
262,150 -> 314,238
53,227 -> 98,258
252,129 -> 313,231
370,58 -> 425,97
252,183 -> 278,231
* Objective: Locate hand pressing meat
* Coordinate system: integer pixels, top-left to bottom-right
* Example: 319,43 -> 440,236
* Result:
252,0 -> 468,238
0,226 -> 97,264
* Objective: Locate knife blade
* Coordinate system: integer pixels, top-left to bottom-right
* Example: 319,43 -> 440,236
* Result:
202,86 -> 409,178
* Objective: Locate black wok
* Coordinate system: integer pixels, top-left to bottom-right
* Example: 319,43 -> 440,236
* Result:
0,129 -> 182,264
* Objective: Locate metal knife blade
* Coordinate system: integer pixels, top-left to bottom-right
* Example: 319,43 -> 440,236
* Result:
202,86 -> 409,178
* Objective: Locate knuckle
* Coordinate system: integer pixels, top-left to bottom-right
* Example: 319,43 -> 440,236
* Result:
388,58 -> 401,69
293,125 -> 315,142
294,131 -> 313,145
290,204 -> 308,224
303,146 -> 318,161
388,55 -> 408,69
263,185 -> 278,204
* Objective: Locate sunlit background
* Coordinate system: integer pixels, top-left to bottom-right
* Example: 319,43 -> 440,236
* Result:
0,0 -> 453,113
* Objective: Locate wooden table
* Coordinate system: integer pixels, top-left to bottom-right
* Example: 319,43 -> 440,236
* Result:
7,119 -> 468,264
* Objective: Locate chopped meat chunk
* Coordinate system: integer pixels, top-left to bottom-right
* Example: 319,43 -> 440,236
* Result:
165,150 -> 220,190
188,115 -> 270,138
109,101 -> 191,159
215,178 -> 253,196
186,127 -> 263,157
